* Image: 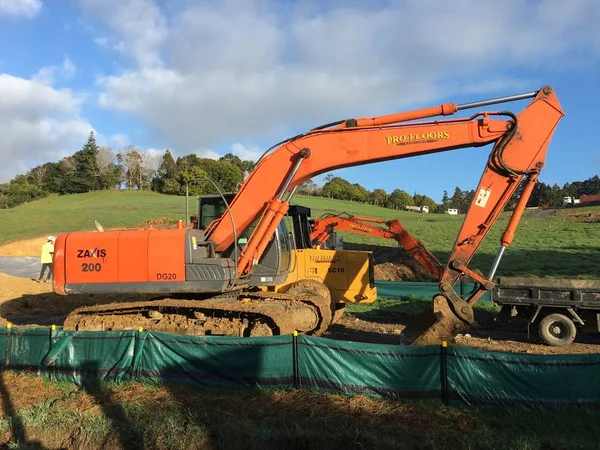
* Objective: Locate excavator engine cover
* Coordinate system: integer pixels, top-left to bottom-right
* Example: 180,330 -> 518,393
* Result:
401,295 -> 468,345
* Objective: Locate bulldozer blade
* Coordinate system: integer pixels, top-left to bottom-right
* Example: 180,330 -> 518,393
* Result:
401,295 -> 468,346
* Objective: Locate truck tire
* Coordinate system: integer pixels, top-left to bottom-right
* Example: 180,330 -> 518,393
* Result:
538,313 -> 576,347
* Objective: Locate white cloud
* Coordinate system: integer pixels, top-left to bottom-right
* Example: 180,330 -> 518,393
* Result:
0,73 -> 92,182
32,57 -> 77,85
82,0 -> 600,165
108,133 -> 129,149
94,36 -> 109,49
0,0 -> 42,18
78,0 -> 166,68
4,0 -> 598,182
228,143 -> 263,162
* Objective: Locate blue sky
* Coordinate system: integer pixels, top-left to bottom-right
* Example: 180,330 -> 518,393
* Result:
0,0 -> 599,202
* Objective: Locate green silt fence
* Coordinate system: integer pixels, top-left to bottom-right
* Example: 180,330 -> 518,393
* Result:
296,335 -> 441,400
136,332 -> 294,389
2,326 -> 600,410
446,345 -> 600,409
375,280 -> 492,302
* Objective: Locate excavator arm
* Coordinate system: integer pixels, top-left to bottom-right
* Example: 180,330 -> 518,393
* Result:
310,213 -> 443,280
205,86 -> 563,342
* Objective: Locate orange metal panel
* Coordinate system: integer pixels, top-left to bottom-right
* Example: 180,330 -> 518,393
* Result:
65,231 -> 119,284
52,233 -> 67,294
117,230 -> 151,282
147,229 -> 187,282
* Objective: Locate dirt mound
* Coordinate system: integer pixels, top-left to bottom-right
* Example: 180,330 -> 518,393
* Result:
0,236 -> 49,257
0,272 -> 55,326
0,272 -> 156,328
343,243 -> 436,281
556,209 -> 600,223
139,216 -> 176,229
528,208 -> 557,219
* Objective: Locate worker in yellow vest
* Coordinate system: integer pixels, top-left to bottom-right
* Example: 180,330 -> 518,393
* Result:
37,236 -> 55,283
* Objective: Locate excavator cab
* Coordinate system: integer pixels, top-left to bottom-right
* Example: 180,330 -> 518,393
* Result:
196,195 -> 377,306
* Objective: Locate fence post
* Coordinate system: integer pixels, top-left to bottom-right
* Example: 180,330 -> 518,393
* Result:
4,323 -> 11,369
132,327 -> 147,382
292,330 -> 299,389
441,341 -> 448,405
48,325 -> 56,381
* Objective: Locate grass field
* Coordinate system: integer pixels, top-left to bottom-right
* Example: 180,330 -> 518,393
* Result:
1,190 -> 598,278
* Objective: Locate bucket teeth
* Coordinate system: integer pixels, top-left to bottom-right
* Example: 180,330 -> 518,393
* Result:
402,295 -> 468,345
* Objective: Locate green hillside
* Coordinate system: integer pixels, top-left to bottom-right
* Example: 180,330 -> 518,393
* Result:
0,191 -> 598,278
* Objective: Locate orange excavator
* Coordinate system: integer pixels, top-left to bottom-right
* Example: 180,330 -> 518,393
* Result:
310,213 -> 443,280
52,86 -> 564,344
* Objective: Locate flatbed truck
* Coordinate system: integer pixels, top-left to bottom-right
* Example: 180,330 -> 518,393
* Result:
492,277 -> 600,347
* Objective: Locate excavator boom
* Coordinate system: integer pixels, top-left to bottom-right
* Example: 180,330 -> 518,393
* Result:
204,86 -> 563,342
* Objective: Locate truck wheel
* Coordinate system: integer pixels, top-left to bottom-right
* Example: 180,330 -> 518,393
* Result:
538,313 -> 576,347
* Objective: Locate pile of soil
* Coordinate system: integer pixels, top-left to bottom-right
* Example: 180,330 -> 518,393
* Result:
0,236 -> 48,257
138,216 -> 176,229
325,315 -> 600,354
343,242 -> 436,281
0,272 -> 156,328
556,209 -> 600,223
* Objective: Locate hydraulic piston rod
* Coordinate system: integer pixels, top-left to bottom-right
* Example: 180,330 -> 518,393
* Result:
457,91 -> 539,111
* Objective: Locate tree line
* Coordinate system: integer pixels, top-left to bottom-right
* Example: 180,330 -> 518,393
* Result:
1,131 -> 598,212
297,175 -> 440,211
0,132 -> 256,208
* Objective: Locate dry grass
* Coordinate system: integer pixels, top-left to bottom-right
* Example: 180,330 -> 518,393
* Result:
1,370 -> 600,450
0,372 -> 62,411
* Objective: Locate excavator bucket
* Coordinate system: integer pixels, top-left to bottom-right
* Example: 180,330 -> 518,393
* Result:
401,295 -> 468,345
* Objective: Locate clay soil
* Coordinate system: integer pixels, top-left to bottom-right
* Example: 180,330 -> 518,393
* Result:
1,236 -> 600,354
324,315 -> 600,355
343,242 -> 435,281
138,216 -> 176,229
556,208 -> 600,223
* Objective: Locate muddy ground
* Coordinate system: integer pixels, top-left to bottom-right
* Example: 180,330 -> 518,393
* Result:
324,313 -> 600,355
1,236 -> 600,355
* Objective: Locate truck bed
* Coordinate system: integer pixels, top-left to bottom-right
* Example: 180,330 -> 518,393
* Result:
493,277 -> 600,308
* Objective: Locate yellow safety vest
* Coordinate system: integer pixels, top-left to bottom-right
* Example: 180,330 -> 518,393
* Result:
41,242 -> 54,264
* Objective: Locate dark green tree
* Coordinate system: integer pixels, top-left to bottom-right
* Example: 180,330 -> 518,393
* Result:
219,153 -> 245,174
152,150 -> 180,194
387,189 -> 413,209
61,131 -> 101,193
369,189 -> 388,206
197,158 -> 244,193
322,177 -> 354,200
242,160 -> 256,175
